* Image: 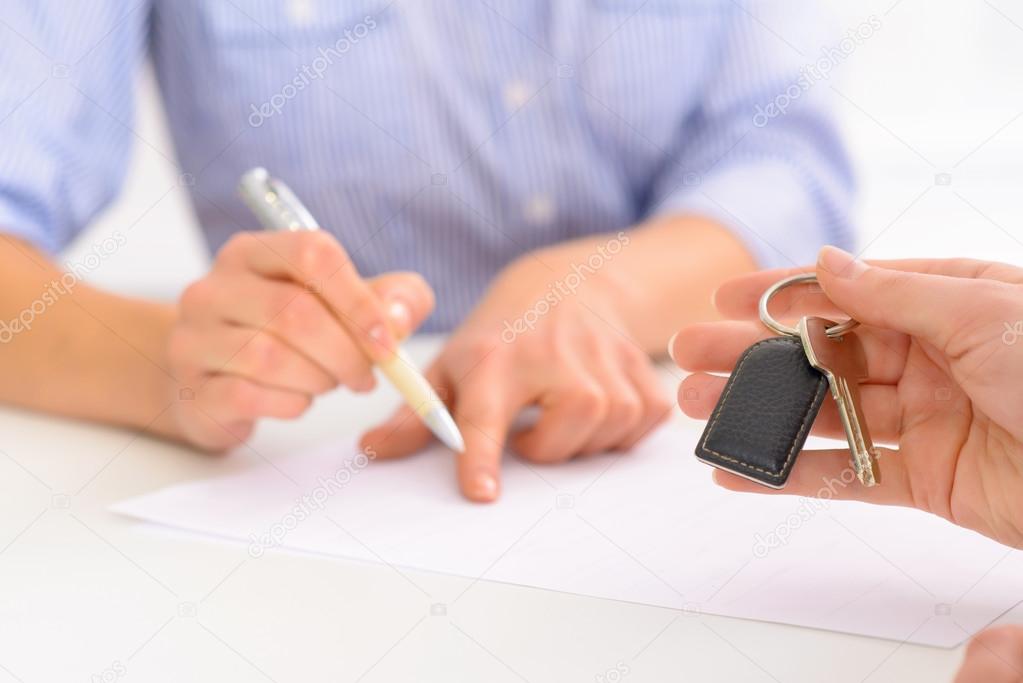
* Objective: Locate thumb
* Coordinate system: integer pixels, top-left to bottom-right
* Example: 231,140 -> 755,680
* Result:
367,271 -> 436,339
816,246 -> 999,349
956,626 -> 1023,683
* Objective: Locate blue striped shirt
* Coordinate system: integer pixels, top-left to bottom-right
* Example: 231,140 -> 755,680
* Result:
0,1 -> 853,331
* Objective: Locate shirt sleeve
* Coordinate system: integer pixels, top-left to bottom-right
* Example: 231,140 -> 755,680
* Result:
645,1 -> 857,269
0,2 -> 149,253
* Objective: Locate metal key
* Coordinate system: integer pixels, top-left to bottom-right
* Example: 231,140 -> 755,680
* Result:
797,316 -> 881,487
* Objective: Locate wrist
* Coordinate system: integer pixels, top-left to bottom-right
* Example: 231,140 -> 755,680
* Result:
505,231 -> 639,319
120,299 -> 185,441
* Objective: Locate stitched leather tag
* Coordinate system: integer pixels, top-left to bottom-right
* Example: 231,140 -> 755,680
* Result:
695,336 -> 828,488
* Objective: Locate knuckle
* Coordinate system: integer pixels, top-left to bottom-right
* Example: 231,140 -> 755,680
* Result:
515,431 -> 566,463
180,279 -> 212,313
518,443 -> 555,463
274,291 -> 319,337
219,232 -> 257,263
345,290 -> 386,330
571,384 -> 609,420
650,391 -> 674,419
460,334 -> 500,361
337,360 -> 375,391
283,394 -> 313,418
875,271 -> 917,314
458,402 -> 501,427
294,231 -> 346,277
455,388 -> 502,426
518,336 -> 552,364
349,288 -> 384,321
243,333 -> 281,373
222,379 -> 259,415
610,393 -> 643,426
166,328 -> 191,366
624,345 -> 653,370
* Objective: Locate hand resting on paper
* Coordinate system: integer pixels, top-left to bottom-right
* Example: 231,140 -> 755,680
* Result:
360,233 -> 673,503
361,218 -> 756,503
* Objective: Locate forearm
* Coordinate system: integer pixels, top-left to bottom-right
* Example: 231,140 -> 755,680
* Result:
527,216 -> 756,354
0,234 -> 179,436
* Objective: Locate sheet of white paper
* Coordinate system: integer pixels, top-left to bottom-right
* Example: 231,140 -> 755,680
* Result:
111,425 -> 1023,647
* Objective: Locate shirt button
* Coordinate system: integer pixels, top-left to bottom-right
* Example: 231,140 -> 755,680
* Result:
287,0 -> 316,26
523,194 -> 556,226
502,80 -> 533,111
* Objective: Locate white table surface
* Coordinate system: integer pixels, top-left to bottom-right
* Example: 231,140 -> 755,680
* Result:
1,337 -> 1017,683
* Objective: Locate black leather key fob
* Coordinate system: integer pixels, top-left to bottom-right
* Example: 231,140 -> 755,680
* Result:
695,336 -> 828,488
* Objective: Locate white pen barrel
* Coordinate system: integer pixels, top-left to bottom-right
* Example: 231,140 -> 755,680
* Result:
377,349 -> 443,418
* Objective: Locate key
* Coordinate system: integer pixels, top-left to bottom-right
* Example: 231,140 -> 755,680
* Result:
797,316 -> 881,487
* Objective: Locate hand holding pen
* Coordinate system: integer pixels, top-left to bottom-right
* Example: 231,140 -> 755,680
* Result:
163,169 -> 442,455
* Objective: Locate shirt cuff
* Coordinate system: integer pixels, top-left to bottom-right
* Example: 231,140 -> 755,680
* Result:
648,159 -> 852,270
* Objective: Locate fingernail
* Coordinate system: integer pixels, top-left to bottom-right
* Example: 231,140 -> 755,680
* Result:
469,470 -> 498,502
387,299 -> 412,335
667,331 -> 679,364
818,245 -> 867,280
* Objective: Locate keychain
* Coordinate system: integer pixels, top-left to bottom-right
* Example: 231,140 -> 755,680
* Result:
695,273 -> 881,488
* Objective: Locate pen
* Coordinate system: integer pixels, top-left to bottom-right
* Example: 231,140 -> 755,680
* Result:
238,167 -> 465,453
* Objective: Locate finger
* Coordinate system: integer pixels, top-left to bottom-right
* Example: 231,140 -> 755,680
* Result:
956,626 -> 1023,683
713,265 -> 821,320
714,256 -> 1023,320
816,246 -> 1018,351
454,363 -> 517,502
168,324 -> 337,395
671,320 -> 909,384
198,375 -> 313,420
711,447 -> 913,508
181,273 -> 376,390
359,367 -> 450,459
513,364 -> 607,464
172,371 -> 256,452
616,352 -> 674,451
367,271 -> 436,338
577,350 -> 645,455
217,231 -> 397,359
359,405 -> 434,459
678,373 -> 901,443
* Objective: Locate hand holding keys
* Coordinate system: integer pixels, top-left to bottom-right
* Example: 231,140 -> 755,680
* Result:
696,273 -> 880,488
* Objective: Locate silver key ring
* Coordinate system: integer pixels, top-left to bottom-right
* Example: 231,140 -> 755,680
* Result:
758,273 -> 859,338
